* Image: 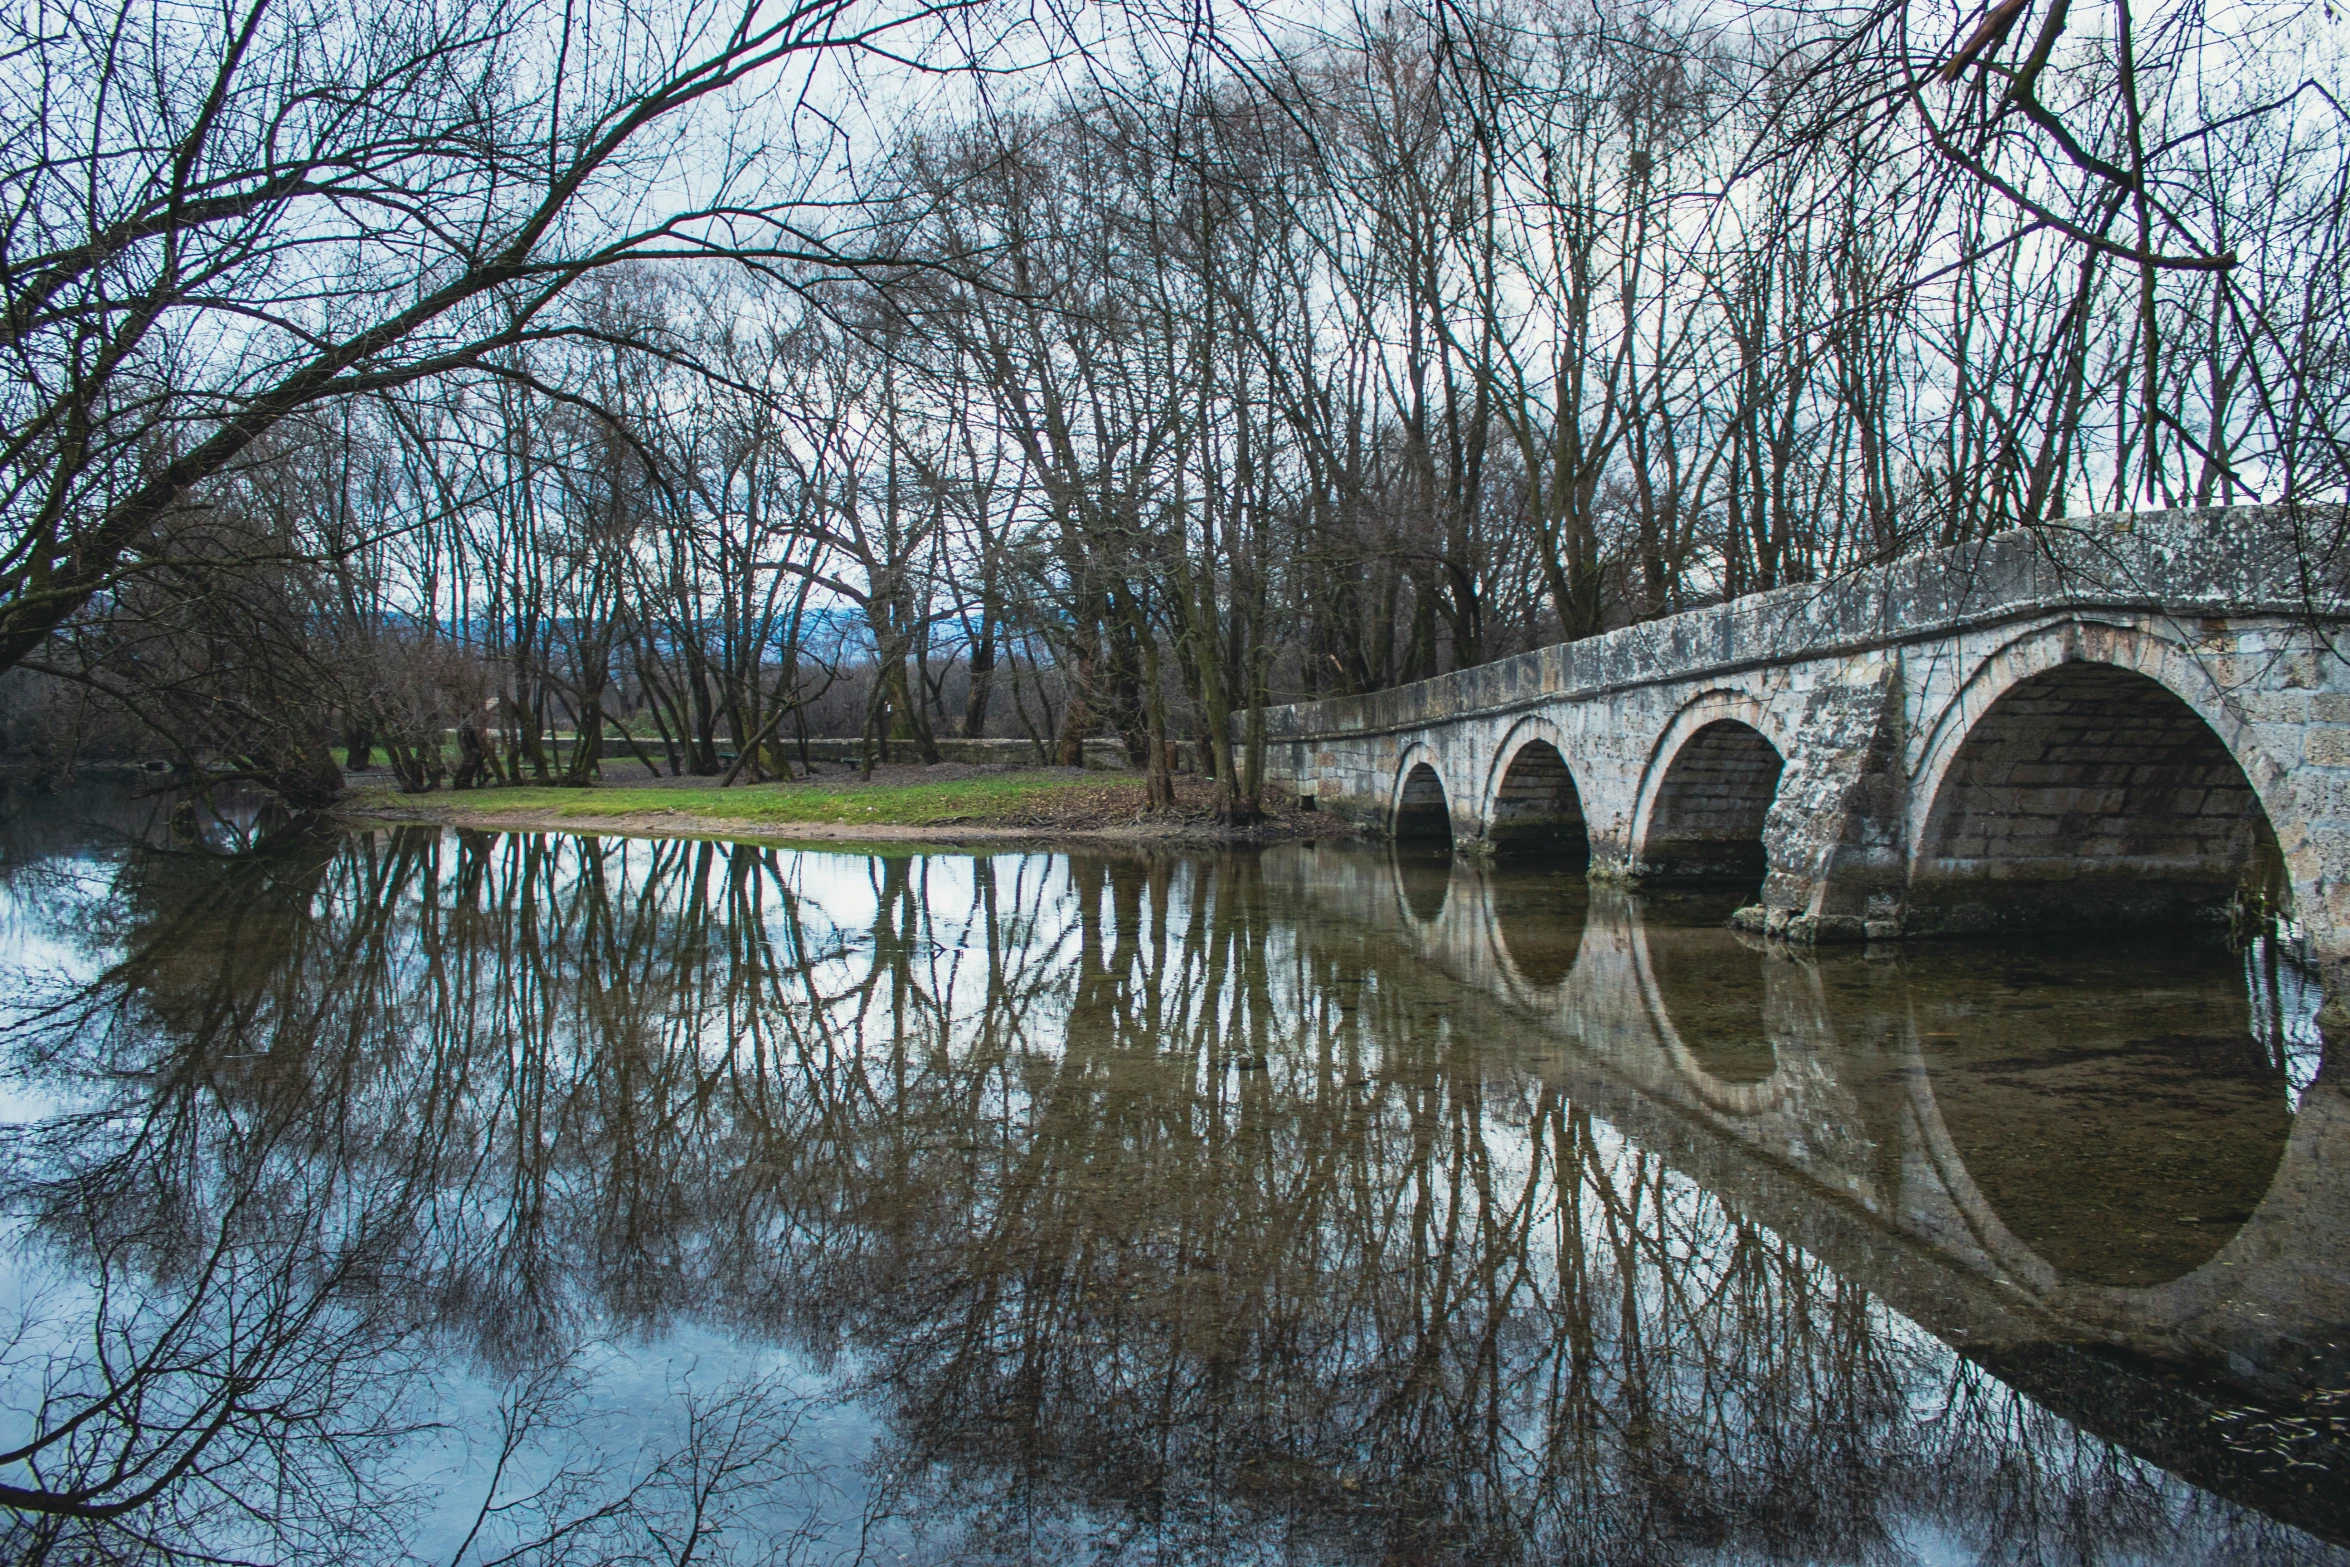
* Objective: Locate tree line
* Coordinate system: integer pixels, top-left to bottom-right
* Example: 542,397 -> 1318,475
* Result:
2,0 -> 2343,817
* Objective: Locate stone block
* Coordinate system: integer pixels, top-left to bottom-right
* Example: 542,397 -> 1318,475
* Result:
2236,691 -> 2310,724
2306,728 -> 2350,768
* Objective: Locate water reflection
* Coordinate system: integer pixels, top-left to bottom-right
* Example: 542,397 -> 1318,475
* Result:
1642,913 -> 1782,1092
1910,949 -> 2294,1288
1392,842 -> 1453,925
1484,862 -> 1588,989
0,807 -> 2341,1565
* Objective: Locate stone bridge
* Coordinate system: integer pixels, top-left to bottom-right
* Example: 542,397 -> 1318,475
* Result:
1255,505 -> 2350,961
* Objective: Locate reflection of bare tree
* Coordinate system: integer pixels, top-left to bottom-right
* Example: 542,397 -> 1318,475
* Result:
0,829 -> 2337,1564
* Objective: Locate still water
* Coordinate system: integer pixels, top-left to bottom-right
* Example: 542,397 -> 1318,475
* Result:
0,789 -> 2344,1565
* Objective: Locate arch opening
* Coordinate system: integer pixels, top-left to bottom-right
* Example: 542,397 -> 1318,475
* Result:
1912,662 -> 2285,936
1641,721 -> 1785,886
1394,761 -> 1453,846
1487,741 -> 1590,867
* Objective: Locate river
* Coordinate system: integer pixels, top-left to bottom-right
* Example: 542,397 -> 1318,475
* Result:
0,786 -> 2343,1565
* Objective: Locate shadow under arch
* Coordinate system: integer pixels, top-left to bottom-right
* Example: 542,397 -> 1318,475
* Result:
1901,940 -> 2295,1289
1640,719 -> 1785,888
1486,737 -> 1590,866
1911,660 -> 2284,936
1393,759 -> 1453,845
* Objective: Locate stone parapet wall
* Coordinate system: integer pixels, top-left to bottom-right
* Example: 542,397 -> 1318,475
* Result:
1255,505 -> 2348,744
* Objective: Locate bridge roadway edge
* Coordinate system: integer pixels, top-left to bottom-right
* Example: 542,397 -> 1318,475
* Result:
1241,505 -> 2350,970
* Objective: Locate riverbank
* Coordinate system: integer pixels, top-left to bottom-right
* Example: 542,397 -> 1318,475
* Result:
333,761 -> 1356,847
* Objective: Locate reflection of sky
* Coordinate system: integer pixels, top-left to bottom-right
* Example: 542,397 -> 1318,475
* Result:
0,828 -> 134,1506
2247,933 -> 2329,1107
0,853 -> 121,993
403,1326 -> 898,1566
0,825 -> 2338,1564
0,851 -> 123,1124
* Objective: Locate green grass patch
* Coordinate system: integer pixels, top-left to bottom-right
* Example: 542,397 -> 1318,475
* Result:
451,771 -> 1119,828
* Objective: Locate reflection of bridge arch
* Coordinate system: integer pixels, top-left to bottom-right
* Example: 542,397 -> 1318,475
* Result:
1475,864 -> 1591,1000
1908,622 -> 2299,937
1627,915 -> 1798,1117
1891,1022 -> 2341,1356
1392,845 -> 1453,928
1275,839 -> 2350,1406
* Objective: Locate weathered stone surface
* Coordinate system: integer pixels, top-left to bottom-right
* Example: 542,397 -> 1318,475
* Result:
1250,505 -> 2350,962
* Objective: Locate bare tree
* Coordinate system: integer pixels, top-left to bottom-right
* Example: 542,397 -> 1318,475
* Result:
0,0 -> 991,677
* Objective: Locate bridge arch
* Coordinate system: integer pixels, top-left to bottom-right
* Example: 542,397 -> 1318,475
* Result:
1480,719 -> 1591,865
1908,623 -> 2298,937
1631,691 -> 1791,884
1390,744 -> 1458,845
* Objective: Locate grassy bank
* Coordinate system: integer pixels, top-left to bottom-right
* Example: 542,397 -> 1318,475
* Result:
336,766 -> 1346,844
432,773 -> 1101,827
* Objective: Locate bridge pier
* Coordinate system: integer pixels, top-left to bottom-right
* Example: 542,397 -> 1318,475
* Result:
1253,507 -> 2350,968
1738,662 -> 1910,943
